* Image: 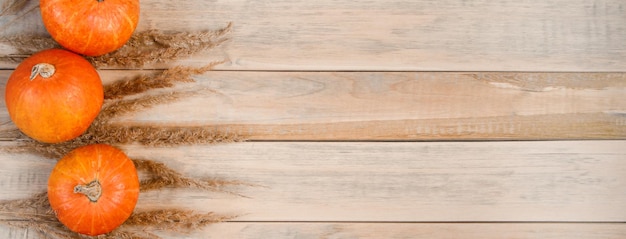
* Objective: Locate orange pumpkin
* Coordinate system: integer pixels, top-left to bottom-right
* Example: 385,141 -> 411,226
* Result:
40,0 -> 140,56
48,144 -> 140,236
4,48 -> 104,143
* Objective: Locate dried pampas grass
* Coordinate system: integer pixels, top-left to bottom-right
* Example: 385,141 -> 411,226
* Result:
0,21 -> 248,238
0,194 -> 235,239
124,209 -> 235,232
0,157 -> 241,239
89,23 -> 232,68
134,158 -> 250,194
0,23 -> 232,69
5,64 -> 243,159
103,64 -> 221,99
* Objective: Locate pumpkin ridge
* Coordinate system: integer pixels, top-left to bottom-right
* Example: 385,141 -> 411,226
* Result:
122,11 -> 136,33
56,81 -> 91,116
94,145 -> 104,178
64,203 -> 88,232
97,149 -> 132,181
82,29 -> 95,56
89,206 -> 97,235
51,155 -> 88,183
98,191 -> 134,217
50,194 -> 86,216
94,208 -> 112,236
90,186 -> 134,234
50,167 -> 83,184
63,9 -> 80,36
109,184 -> 138,207
74,151 -> 96,184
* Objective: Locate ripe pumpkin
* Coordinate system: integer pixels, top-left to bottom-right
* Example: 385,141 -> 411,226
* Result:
40,0 -> 140,56
4,48 -> 104,143
48,144 -> 140,236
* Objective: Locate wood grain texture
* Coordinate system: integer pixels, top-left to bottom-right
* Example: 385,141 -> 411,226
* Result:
1,0 -> 626,71
4,70 -> 624,141
2,141 -> 625,222
162,223 -> 626,239
2,222 -> 626,239
2,0 -> 626,238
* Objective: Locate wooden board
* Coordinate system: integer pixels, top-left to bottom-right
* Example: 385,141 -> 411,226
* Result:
1,70 -> 625,141
3,222 -> 626,239
189,223 -> 626,239
2,141 -> 626,222
163,223 -> 626,239
1,0 -> 626,71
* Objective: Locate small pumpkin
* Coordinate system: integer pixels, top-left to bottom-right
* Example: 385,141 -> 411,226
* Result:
48,144 -> 140,236
4,48 -> 104,143
40,0 -> 140,56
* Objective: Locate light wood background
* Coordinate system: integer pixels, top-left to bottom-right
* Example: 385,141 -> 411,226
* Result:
1,0 -> 626,238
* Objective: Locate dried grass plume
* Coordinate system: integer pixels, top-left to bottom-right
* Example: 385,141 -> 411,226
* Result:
1,23 -> 232,68
89,23 -> 232,68
0,157 -> 241,239
0,16 -> 244,238
3,64 -> 243,159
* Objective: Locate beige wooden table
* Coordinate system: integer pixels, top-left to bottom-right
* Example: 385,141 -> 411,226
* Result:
1,0 -> 625,238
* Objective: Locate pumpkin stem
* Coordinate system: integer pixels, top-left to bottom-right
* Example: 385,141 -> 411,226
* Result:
74,180 -> 102,202
30,63 -> 56,80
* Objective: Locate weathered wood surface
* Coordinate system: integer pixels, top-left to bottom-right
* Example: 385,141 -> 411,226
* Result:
1,70 -> 625,141
2,0 -> 626,238
3,222 -> 626,239
1,0 -> 626,71
2,141 -> 626,222
2,140 -> 626,237
152,223 -> 626,239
